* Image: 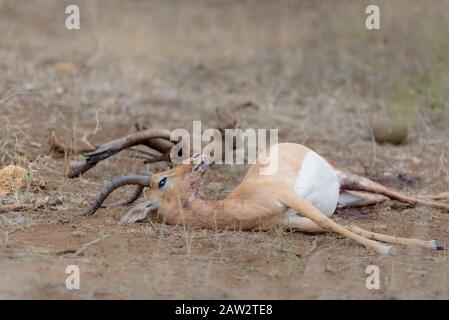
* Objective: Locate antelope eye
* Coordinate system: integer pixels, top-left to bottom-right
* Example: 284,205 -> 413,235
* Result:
158,177 -> 167,189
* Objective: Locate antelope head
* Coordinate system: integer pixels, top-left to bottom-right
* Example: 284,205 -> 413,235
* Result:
81,152 -> 210,222
119,153 -> 210,223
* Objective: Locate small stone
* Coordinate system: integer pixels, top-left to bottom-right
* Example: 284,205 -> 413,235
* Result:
371,118 -> 409,145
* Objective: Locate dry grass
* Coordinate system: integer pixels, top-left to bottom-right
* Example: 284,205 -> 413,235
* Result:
0,0 -> 449,299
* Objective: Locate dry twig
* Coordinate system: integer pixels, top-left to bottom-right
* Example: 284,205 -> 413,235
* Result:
57,234 -> 110,256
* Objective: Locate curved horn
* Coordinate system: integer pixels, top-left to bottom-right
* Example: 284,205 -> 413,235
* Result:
100,185 -> 145,209
81,174 -> 152,216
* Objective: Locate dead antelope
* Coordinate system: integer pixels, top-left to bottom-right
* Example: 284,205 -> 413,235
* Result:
82,142 -> 449,256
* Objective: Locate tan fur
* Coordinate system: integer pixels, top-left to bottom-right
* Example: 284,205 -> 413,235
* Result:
119,143 -> 445,256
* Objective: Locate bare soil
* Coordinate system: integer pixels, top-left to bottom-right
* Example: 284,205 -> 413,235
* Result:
1,0 -> 449,299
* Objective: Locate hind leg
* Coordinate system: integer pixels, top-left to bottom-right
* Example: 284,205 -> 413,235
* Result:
283,215 -> 326,233
335,169 -> 449,211
347,225 -> 444,250
338,190 -> 389,208
283,215 -> 443,250
282,190 -> 390,229
426,192 -> 449,201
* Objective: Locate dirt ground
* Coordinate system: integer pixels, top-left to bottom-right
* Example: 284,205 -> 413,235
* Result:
1,0 -> 449,299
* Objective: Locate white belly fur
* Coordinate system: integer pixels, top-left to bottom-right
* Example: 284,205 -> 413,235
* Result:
286,150 -> 340,219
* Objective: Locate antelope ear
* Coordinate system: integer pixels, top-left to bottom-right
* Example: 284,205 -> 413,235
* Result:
120,201 -> 154,224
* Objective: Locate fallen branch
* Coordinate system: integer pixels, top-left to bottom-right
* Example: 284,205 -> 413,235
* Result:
57,234 -> 110,256
67,129 -> 173,178
0,199 -> 47,213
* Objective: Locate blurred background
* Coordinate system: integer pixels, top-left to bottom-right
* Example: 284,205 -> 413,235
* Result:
1,0 -> 448,144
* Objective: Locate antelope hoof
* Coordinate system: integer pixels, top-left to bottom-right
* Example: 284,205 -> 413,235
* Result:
430,240 -> 445,250
120,201 -> 154,224
379,245 -> 397,257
